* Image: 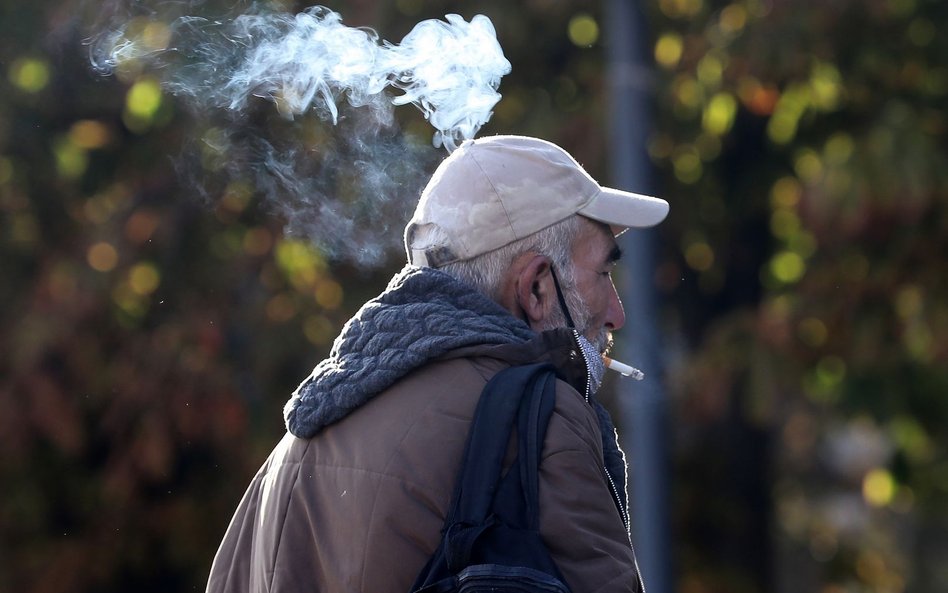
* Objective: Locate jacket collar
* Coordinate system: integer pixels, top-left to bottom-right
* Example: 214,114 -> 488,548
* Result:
440,327 -> 591,400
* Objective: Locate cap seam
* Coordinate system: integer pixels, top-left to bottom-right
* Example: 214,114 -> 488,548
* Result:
468,148 -> 516,240
577,188 -> 604,218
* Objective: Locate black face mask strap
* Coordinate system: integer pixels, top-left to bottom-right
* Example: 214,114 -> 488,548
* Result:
549,265 -> 577,329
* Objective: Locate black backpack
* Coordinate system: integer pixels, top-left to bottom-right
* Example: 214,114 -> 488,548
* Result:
409,363 -> 572,593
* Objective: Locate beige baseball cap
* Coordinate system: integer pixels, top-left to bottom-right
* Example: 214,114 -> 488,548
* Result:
404,135 -> 669,267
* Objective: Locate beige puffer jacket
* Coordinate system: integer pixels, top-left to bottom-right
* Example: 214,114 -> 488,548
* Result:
205,268 -> 643,593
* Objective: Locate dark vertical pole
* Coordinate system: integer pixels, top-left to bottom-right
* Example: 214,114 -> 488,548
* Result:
604,2 -> 672,593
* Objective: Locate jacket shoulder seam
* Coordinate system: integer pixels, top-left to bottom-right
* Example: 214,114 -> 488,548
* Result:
266,439 -> 312,590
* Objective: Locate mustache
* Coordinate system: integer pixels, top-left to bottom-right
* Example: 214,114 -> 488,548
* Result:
590,328 -> 613,355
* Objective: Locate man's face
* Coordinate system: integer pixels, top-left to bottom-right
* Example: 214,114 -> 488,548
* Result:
542,218 -> 626,353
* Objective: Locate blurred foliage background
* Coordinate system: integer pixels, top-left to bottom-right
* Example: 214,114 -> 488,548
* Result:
1,0 -> 945,592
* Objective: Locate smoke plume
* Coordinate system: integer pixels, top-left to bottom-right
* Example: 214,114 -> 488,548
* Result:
88,3 -> 511,265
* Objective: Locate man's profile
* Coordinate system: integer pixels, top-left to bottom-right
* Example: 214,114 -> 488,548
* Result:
205,135 -> 669,593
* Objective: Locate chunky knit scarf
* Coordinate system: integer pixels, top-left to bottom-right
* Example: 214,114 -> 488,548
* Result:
284,265 -> 536,438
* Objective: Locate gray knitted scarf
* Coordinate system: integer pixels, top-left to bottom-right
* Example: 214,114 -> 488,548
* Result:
284,265 -> 537,438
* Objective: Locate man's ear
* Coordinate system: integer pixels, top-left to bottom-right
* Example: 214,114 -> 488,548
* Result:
515,254 -> 556,327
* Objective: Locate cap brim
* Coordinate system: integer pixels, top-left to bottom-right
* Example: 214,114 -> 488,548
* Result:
578,187 -> 669,234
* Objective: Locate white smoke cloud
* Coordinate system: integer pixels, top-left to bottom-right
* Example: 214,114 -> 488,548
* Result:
92,5 -> 511,151
86,4 -> 511,266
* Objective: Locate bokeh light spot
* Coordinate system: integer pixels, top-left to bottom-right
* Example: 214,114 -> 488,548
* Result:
809,62 -> 841,111
894,285 -> 922,318
112,283 -> 148,320
141,21 -> 173,52
129,262 -> 161,296
719,4 -> 747,33
88,242 -> 119,272
126,78 -> 163,120
673,149 -> 703,184
674,76 -> 703,109
696,55 -> 723,88
568,14 -> 599,47
648,133 -> 675,161
276,239 -> 325,289
863,468 -> 896,507
824,133 -> 854,165
770,251 -> 806,283
304,315 -> 336,345
654,33 -> 683,69
53,137 -> 89,179
125,210 -> 162,244
767,113 -> 798,144
684,242 -> 715,271
9,57 -> 50,93
315,280 -> 344,310
219,180 -> 254,214
738,77 -> 779,116
69,120 -> 113,149
702,92 -> 737,136
794,150 -> 823,183
771,177 -> 802,209
767,84 -> 810,144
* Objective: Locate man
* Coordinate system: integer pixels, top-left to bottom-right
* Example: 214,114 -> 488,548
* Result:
206,135 -> 669,593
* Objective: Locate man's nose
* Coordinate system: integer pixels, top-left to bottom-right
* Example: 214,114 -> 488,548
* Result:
606,282 -> 626,331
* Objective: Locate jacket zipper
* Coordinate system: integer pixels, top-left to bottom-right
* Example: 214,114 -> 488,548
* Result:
571,330 -> 631,536
570,329 -> 592,404
605,466 -> 631,536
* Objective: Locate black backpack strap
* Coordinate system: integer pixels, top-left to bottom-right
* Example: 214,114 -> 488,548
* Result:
410,363 -> 570,593
518,367 -> 556,532
442,363 -> 555,570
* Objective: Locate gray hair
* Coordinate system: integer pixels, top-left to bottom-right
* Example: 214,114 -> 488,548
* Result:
429,215 -> 582,300
414,214 -> 606,347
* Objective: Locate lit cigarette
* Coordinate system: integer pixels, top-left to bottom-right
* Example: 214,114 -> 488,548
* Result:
602,356 -> 645,380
